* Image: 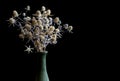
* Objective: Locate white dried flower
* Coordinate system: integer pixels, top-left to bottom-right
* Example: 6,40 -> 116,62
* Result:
51,34 -> 57,44
33,10 -> 41,17
31,17 -> 38,26
23,28 -> 28,35
41,6 -> 46,11
13,10 -> 19,17
46,9 -> 51,16
26,5 -> 30,11
39,25 -> 44,30
24,16 -> 31,21
49,26 -> 55,31
24,45 -> 34,54
68,26 -> 73,32
22,13 -> 26,17
47,26 -> 55,34
42,11 -> 48,17
24,24 -> 31,31
27,31 -> 33,39
8,5 -> 73,53
19,33 -> 24,39
9,18 -> 16,24
39,35 -> 45,41
55,28 -> 60,33
54,17 -> 60,23
37,20 -> 42,26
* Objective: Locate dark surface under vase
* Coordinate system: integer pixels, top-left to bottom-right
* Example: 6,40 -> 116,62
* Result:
33,52 -> 49,81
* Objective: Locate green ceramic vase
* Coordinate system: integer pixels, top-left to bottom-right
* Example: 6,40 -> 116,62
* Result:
34,52 -> 49,81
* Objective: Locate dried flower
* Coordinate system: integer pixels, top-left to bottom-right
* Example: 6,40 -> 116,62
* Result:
13,10 -> 19,17
8,5 -> 73,53
24,45 -> 34,54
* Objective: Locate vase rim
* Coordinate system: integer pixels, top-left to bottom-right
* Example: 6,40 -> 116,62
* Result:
38,51 -> 48,54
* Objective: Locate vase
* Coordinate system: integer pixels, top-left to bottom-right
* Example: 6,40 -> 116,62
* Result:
34,52 -> 49,81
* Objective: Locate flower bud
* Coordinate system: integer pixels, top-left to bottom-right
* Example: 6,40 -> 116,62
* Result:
13,10 -> 19,17
46,9 -> 51,16
41,6 -> 46,11
54,17 -> 59,23
9,18 -> 16,24
24,24 -> 31,31
26,5 -> 30,11
19,33 -> 24,39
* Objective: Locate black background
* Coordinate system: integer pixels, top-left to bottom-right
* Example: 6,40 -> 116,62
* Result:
0,0 -> 102,81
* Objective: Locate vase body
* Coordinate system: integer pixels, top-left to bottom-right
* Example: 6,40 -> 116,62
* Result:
34,52 -> 49,81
